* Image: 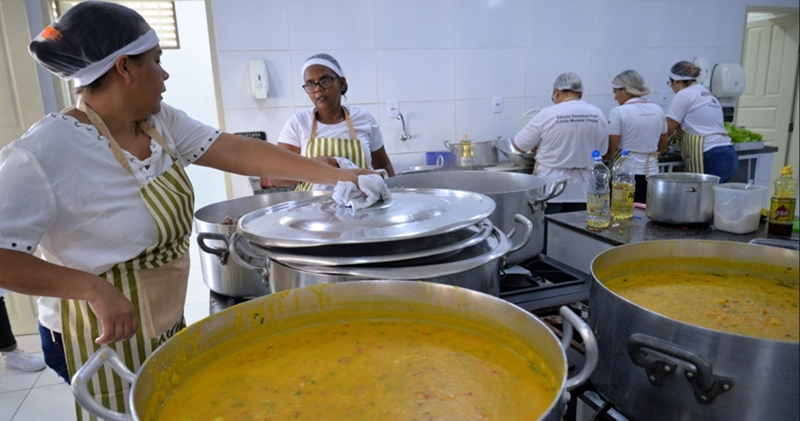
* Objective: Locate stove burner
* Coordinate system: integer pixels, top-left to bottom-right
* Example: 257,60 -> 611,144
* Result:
499,254 -> 591,312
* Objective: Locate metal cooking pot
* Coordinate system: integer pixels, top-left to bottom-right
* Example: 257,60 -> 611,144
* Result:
589,240 -> 799,421
232,215 -> 531,296
72,281 -> 598,421
444,139 -> 499,168
386,171 -> 566,264
194,191 -> 329,297
647,173 -> 720,224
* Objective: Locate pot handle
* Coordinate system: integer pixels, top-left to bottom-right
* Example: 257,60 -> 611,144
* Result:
228,232 -> 270,278
529,179 -> 568,213
197,232 -> 230,264
560,306 -> 598,391
627,333 -> 734,404
443,140 -> 457,153
504,214 -> 533,256
72,346 -> 135,421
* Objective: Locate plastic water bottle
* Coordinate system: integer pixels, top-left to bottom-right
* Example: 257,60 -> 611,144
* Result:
587,150 -> 611,229
460,134 -> 474,169
611,150 -> 636,220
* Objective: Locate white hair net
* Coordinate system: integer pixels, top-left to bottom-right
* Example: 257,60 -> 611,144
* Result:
612,70 -> 650,97
553,72 -> 584,93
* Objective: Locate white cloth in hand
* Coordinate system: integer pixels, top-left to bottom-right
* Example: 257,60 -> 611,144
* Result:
332,174 -> 391,210
312,157 -> 360,191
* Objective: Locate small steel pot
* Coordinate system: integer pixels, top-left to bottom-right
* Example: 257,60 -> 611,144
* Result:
646,173 -> 720,224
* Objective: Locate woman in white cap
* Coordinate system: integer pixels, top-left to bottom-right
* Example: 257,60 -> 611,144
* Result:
0,2 -> 373,418
273,53 -> 395,190
604,70 -> 669,203
513,72 -> 609,214
666,61 -> 738,182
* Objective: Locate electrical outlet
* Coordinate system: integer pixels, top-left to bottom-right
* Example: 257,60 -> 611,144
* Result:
387,101 -> 399,119
660,91 -> 669,106
492,96 -> 503,113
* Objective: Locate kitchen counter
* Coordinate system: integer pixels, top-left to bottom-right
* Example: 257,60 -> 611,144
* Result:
545,207 -> 798,273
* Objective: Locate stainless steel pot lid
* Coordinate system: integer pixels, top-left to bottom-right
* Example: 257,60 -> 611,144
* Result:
237,188 -> 496,248
254,220 -> 493,266
285,225 -> 510,279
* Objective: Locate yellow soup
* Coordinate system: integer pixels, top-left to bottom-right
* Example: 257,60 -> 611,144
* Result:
605,269 -> 799,341
155,318 -> 559,421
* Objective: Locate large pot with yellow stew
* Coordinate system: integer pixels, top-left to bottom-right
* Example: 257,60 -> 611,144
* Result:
72,281 -> 597,421
590,240 -> 799,421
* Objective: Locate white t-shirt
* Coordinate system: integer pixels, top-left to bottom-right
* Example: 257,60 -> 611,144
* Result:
0,102 -> 221,331
666,84 -> 732,152
514,100 -> 608,202
278,106 -> 384,169
608,98 -> 668,175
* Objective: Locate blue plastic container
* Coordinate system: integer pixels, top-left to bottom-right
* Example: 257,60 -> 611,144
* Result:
426,151 -> 452,167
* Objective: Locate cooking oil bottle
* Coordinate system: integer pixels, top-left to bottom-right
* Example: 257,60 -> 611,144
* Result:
587,150 -> 611,229
611,150 -> 635,219
768,165 -> 797,237
460,134 -> 474,169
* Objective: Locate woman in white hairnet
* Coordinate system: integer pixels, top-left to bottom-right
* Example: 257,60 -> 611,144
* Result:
271,53 -> 395,190
604,70 -> 669,203
0,2 -> 373,418
666,61 -> 738,182
513,72 -> 609,214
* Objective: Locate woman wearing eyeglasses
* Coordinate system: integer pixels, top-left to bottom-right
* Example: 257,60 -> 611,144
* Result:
604,70 -> 669,203
273,53 -> 395,190
665,61 -> 738,183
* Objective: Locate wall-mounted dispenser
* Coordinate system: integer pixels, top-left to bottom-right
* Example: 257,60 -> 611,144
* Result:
711,63 -> 746,98
693,57 -> 712,89
249,60 -> 268,99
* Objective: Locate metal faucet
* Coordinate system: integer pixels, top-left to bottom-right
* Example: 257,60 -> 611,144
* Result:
397,113 -> 411,141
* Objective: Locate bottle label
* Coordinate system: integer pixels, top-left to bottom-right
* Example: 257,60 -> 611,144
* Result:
769,197 -> 796,225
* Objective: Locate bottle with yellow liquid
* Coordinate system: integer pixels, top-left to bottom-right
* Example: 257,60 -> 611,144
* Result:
587,150 -> 611,229
610,150 -> 635,220
460,134 -> 474,169
768,166 -> 797,237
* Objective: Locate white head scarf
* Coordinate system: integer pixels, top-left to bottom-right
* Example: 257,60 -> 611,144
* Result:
70,29 -> 159,87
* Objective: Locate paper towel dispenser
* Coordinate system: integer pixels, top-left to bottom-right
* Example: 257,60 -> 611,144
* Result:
711,63 -> 746,97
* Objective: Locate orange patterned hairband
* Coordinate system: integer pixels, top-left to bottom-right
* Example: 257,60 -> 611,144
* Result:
40,26 -> 62,41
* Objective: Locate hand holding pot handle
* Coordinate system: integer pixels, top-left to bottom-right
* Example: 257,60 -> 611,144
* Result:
72,346 -> 135,421
560,306 -> 598,391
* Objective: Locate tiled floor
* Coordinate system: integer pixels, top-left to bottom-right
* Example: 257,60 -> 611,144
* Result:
0,236 -> 212,421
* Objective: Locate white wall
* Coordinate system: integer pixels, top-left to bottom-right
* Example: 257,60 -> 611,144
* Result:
210,0 -> 797,196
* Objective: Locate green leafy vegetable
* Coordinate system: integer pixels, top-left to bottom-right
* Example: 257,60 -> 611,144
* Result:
725,122 -> 763,143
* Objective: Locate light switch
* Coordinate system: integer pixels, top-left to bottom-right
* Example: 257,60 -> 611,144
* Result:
660,91 -> 669,106
492,96 -> 503,113
387,101 -> 399,119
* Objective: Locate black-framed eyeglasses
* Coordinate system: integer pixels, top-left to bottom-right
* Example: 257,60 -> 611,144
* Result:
302,76 -> 338,93
666,79 -> 674,86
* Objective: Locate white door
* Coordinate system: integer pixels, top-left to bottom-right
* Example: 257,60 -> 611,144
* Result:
738,13 -> 800,196
1,0 -> 47,334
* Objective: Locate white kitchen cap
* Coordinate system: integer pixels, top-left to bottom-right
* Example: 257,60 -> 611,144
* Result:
554,72 -> 583,93
301,53 -> 345,78
612,70 -> 650,97
670,61 -> 700,81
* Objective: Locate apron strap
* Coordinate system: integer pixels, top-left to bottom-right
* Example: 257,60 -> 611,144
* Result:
310,106 -> 358,141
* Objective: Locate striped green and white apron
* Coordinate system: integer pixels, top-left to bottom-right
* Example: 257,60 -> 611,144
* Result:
65,101 -> 194,420
674,128 -> 705,174
296,107 -> 368,191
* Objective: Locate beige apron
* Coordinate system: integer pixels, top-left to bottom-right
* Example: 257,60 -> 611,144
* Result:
63,101 -> 194,420
296,107 -> 368,191
673,127 -> 705,174
607,149 -> 659,177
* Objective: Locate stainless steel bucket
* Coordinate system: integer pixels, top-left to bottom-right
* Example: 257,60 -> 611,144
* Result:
646,173 -> 720,224
386,171 -> 565,264
194,191 -> 328,297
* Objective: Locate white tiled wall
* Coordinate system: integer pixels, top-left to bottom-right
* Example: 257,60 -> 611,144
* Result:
209,0 -> 791,195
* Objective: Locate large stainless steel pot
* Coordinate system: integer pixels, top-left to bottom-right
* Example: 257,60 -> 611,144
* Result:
235,216 -> 531,296
444,139 -> 499,168
590,240 -> 799,421
194,191 -> 328,297
647,173 -> 720,224
386,171 -> 566,264
72,281 -> 597,421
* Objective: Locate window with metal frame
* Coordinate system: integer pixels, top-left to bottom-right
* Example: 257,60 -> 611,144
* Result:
54,1 -> 179,49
